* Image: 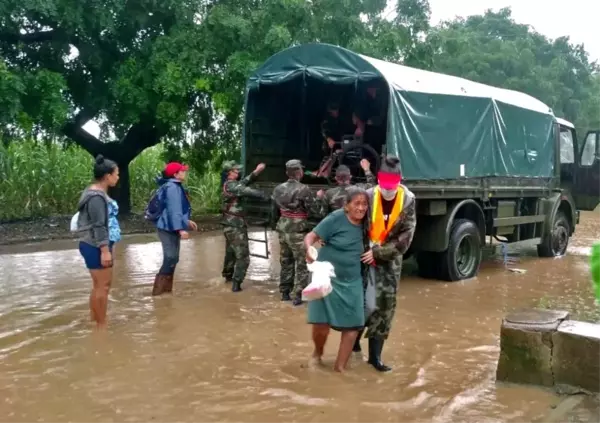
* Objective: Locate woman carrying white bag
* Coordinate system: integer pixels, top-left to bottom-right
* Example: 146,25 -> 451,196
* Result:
303,187 -> 370,373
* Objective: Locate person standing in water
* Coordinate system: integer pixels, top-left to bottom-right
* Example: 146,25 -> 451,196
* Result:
152,162 -> 197,296
221,160 -> 267,292
357,155 -> 417,372
304,187 -> 370,372
76,155 -> 120,329
271,159 -> 323,305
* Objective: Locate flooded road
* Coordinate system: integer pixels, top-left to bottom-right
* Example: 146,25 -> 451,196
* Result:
0,212 -> 598,422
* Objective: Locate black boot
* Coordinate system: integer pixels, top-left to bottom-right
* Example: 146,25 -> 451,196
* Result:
292,294 -> 304,306
367,337 -> 392,372
231,281 -> 243,292
281,292 -> 291,301
353,328 -> 365,352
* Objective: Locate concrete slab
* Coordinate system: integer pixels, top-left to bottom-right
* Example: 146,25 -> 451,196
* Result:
496,310 -> 570,387
553,321 -> 600,393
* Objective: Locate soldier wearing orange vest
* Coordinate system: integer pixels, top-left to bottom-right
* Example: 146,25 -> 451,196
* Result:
357,155 -> 417,372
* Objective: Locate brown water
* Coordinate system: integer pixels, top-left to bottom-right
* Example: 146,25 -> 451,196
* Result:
0,212 -> 598,422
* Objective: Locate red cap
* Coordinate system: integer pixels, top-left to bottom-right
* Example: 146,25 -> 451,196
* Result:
164,162 -> 189,178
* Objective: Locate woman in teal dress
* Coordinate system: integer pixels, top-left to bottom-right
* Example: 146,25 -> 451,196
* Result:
304,187 -> 369,372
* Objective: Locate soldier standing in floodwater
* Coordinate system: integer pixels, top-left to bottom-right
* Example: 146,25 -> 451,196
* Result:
321,159 -> 376,215
221,160 -> 267,293
272,159 -> 323,306
358,155 -> 417,372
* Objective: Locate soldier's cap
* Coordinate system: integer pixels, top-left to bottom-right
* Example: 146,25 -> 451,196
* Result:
285,159 -> 304,170
223,160 -> 242,172
335,165 -> 351,176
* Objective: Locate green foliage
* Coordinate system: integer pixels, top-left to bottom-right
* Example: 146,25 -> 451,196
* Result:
427,8 -> 600,131
0,140 -> 220,221
2,1 -> 599,215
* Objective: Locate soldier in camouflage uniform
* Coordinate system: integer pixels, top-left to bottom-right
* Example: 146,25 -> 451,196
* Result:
321,159 -> 376,214
271,159 -> 323,306
358,155 -> 417,372
221,160 -> 267,292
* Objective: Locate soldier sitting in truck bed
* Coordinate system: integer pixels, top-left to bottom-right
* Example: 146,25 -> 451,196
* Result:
311,102 -> 351,178
353,85 -> 386,145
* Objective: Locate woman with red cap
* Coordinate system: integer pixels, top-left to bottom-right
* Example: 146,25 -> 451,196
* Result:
356,155 -> 417,372
152,162 -> 197,296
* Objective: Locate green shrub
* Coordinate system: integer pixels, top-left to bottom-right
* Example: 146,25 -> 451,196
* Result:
0,140 -> 220,221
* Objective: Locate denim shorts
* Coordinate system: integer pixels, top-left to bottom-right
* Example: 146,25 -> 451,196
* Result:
79,241 -> 114,270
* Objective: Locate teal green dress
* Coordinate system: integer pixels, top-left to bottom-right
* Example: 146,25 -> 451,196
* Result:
307,209 -> 365,331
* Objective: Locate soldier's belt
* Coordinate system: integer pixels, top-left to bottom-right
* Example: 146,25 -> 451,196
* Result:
280,210 -> 308,219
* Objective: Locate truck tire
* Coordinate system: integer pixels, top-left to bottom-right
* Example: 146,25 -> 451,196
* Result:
439,219 -> 482,281
537,211 -> 570,257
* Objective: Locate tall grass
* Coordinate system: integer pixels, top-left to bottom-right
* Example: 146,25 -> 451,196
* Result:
0,140 -> 221,221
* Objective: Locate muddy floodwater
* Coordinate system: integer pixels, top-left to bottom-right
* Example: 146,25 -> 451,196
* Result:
0,212 -> 599,422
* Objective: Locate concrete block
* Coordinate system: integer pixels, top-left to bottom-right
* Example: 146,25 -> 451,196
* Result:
496,309 -> 569,387
553,320 -> 600,393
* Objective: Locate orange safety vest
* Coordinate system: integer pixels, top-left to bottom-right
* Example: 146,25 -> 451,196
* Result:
369,186 -> 404,245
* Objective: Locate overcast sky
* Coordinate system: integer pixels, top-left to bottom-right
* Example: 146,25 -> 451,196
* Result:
428,0 -> 599,62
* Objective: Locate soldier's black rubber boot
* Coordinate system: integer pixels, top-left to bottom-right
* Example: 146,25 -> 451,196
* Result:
353,328 -> 365,352
281,292 -> 291,301
367,337 -> 392,372
292,295 -> 304,306
231,281 -> 243,292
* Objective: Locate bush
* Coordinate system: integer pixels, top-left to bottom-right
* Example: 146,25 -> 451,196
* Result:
0,140 -> 221,221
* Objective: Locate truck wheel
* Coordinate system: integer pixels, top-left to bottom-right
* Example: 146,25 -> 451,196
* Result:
537,211 -> 570,257
439,219 -> 482,281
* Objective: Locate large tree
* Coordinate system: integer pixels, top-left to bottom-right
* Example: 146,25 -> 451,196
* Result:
426,8 -> 600,132
0,0 -> 432,212
0,0 -> 214,213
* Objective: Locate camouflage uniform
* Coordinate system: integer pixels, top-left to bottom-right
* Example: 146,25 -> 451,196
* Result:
365,184 -> 417,339
221,160 -> 266,292
322,167 -> 376,214
355,184 -> 417,372
271,159 -> 323,304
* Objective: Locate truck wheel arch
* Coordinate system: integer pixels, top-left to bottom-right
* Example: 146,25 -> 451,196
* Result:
412,199 -> 486,253
445,200 -> 486,249
540,193 -> 576,238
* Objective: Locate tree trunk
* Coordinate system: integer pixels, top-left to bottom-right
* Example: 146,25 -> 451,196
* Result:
63,112 -> 164,215
107,155 -> 132,215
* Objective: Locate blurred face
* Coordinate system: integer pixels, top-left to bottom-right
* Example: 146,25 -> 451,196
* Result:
329,108 -> 339,118
175,170 -> 188,181
345,194 -> 368,222
106,167 -> 120,188
228,168 -> 240,180
380,186 -> 398,200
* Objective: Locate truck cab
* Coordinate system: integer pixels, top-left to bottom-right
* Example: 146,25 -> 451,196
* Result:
557,117 -> 600,211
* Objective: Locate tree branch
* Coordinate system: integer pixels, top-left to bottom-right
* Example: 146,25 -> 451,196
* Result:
0,30 -> 60,44
62,109 -> 104,157
121,120 -> 164,159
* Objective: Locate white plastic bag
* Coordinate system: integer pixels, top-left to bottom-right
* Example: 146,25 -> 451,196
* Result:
70,212 -> 80,232
302,261 -> 335,301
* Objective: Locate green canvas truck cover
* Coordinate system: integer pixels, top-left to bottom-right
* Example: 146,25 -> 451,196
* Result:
245,43 -> 557,180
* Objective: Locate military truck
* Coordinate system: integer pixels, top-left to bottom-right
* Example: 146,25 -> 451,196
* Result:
241,43 -> 600,281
